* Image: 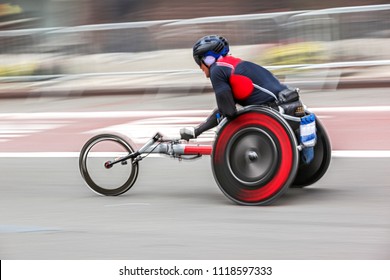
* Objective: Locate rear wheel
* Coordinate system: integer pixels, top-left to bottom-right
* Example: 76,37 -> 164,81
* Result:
79,134 -> 139,196
212,107 -> 299,205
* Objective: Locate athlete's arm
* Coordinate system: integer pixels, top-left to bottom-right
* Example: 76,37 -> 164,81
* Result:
210,64 -> 237,118
194,108 -> 220,137
181,64 -> 237,139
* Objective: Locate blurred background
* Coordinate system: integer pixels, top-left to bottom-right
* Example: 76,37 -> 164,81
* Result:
1,1 -> 390,261
1,0 -> 389,92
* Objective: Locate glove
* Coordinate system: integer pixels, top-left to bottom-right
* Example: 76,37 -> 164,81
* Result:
180,127 -> 196,141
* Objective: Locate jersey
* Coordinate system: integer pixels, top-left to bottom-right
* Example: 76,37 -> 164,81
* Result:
194,55 -> 287,137
210,55 -> 287,117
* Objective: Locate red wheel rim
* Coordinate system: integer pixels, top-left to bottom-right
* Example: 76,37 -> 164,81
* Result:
213,111 -> 296,204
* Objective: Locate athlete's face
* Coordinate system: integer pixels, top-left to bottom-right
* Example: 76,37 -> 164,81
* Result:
200,62 -> 210,78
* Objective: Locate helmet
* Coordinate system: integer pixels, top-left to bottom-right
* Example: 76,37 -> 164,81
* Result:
193,35 -> 229,66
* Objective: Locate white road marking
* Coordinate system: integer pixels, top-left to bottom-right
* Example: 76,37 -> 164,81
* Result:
331,150 -> 390,158
0,107 -> 389,157
0,120 -> 71,143
87,116 -> 216,144
0,150 -> 390,158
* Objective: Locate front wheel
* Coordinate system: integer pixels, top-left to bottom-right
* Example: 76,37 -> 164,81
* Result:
79,134 -> 139,196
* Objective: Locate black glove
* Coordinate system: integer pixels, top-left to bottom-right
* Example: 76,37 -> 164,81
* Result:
180,127 -> 196,141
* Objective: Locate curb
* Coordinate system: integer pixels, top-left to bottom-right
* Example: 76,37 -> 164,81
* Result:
0,85 -> 213,99
335,78 -> 390,89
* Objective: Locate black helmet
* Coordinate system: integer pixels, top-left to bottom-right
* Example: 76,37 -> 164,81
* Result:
193,35 -> 229,66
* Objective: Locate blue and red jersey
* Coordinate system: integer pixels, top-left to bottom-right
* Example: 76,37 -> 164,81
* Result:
210,55 -> 287,117
195,55 -> 287,137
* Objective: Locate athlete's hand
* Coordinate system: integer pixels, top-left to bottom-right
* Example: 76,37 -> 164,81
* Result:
180,127 -> 196,141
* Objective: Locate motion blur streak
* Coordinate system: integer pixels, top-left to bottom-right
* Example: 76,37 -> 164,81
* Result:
1,1 -> 390,260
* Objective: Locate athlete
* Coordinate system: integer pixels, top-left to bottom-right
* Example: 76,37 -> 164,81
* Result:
180,35 -> 300,141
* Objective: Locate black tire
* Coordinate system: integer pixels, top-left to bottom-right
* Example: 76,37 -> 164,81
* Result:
212,107 -> 299,205
79,134 -> 139,196
291,117 -> 332,188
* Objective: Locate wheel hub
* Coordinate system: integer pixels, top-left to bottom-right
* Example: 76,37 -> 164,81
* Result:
247,150 -> 259,161
227,128 -> 279,187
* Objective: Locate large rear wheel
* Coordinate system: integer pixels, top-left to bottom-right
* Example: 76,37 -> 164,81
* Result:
212,107 -> 299,205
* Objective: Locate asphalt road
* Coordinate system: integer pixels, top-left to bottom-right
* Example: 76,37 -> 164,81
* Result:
0,87 -> 390,259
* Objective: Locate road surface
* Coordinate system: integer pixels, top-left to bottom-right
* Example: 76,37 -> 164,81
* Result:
0,87 -> 389,259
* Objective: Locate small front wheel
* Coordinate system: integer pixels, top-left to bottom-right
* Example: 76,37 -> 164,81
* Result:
79,134 -> 139,196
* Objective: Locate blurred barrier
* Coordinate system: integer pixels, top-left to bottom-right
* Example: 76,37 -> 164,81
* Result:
158,11 -> 305,48
1,5 -> 389,53
287,5 -> 390,42
0,12 -> 303,55
0,4 -> 389,82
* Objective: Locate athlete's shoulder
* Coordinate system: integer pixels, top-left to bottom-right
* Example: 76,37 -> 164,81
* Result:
215,55 -> 243,69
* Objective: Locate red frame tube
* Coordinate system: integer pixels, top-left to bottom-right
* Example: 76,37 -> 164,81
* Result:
183,145 -> 213,155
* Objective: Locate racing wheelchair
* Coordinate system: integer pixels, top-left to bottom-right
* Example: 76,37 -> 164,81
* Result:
79,105 -> 331,206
